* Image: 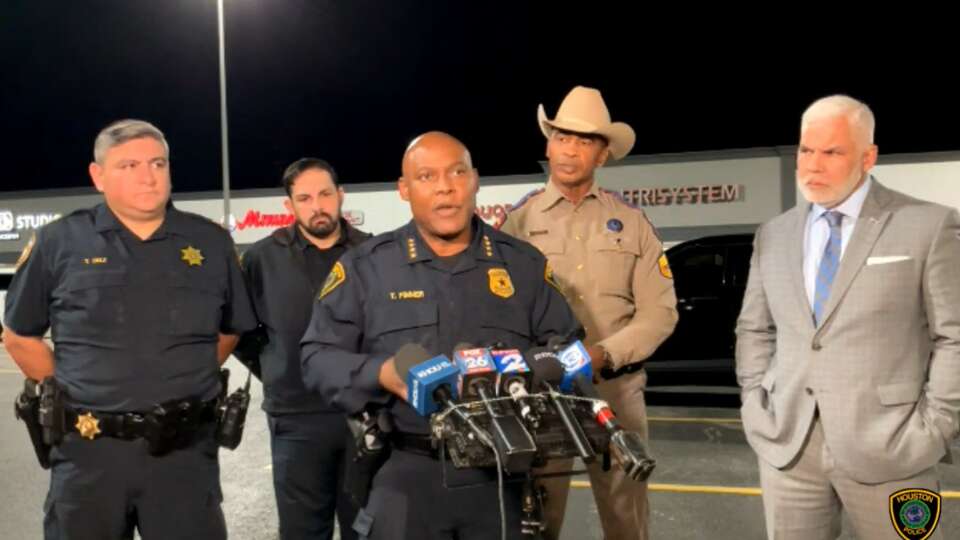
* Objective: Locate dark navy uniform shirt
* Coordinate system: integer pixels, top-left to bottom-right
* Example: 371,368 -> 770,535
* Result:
300,217 -> 581,435
240,220 -> 370,414
4,203 -> 257,412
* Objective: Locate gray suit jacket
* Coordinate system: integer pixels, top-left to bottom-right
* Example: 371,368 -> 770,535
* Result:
736,179 -> 960,483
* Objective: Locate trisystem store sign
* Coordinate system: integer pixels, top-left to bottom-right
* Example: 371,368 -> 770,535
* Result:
620,184 -> 743,206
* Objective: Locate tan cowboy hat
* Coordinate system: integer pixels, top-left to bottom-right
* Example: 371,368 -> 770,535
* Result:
537,86 -> 636,160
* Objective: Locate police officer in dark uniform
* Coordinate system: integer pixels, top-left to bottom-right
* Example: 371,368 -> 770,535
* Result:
300,132 -> 580,540
3,119 -> 257,540
237,158 -> 370,540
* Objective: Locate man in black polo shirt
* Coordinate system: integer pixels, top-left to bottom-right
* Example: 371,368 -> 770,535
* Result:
4,119 -> 257,540
237,158 -> 370,540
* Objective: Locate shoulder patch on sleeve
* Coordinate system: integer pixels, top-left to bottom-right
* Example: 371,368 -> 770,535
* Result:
318,261 -> 346,299
15,234 -> 36,270
658,252 -> 673,279
544,261 -> 562,292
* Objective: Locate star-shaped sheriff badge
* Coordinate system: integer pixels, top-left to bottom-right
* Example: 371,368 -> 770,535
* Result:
181,246 -> 204,267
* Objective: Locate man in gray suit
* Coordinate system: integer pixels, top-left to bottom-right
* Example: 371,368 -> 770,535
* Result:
736,95 -> 960,539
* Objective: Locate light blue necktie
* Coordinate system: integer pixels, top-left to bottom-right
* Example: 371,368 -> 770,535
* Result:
813,211 -> 843,326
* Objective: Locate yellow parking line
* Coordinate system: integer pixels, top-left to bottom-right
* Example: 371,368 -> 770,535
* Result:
650,484 -> 761,496
0,368 -> 22,375
648,416 -> 742,425
570,481 -> 757,495
571,482 -> 960,499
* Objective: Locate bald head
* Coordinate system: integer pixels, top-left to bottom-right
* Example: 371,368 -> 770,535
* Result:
397,131 -> 479,252
402,131 -> 473,178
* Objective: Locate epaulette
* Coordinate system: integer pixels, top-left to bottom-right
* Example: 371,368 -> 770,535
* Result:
177,210 -> 226,230
600,188 -> 643,212
354,229 -> 396,256
508,187 -> 546,213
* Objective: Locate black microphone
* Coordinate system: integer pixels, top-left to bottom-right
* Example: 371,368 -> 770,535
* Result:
453,343 -> 538,473
571,374 -> 624,431
545,327 -> 585,352
572,374 -> 656,482
526,347 -> 596,463
491,348 -> 539,429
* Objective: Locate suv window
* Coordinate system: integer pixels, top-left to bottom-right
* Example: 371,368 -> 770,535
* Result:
727,244 -> 753,287
673,245 -> 725,295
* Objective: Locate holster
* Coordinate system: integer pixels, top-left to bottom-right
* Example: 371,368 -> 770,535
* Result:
14,378 -> 51,469
344,410 -> 392,508
38,377 -> 65,446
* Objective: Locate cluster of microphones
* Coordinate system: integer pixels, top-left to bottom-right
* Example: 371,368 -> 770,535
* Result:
393,338 -> 655,482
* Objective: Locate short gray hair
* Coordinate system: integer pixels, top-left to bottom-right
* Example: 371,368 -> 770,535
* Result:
93,119 -> 169,164
801,95 -> 875,148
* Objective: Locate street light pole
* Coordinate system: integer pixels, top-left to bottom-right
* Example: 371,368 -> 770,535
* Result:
217,0 -> 231,227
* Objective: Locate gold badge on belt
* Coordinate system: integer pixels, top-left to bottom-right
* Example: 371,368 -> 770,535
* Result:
181,245 -> 204,267
488,268 -> 515,298
75,412 -> 102,440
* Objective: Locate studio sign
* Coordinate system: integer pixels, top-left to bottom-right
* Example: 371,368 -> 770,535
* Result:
621,184 -> 743,207
0,211 -> 62,241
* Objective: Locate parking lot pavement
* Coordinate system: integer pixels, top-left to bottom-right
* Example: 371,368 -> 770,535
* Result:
2,355 -> 958,539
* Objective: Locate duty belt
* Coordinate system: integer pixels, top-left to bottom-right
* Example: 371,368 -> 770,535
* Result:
391,432 -> 438,459
64,398 -> 218,441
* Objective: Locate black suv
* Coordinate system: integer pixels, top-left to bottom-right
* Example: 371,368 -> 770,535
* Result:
0,272 -> 11,339
644,234 -> 754,386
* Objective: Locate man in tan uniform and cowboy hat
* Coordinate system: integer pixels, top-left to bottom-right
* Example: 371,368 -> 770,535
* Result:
500,86 -> 678,540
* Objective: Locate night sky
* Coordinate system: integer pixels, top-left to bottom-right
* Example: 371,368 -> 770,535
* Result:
2,2 -> 956,194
